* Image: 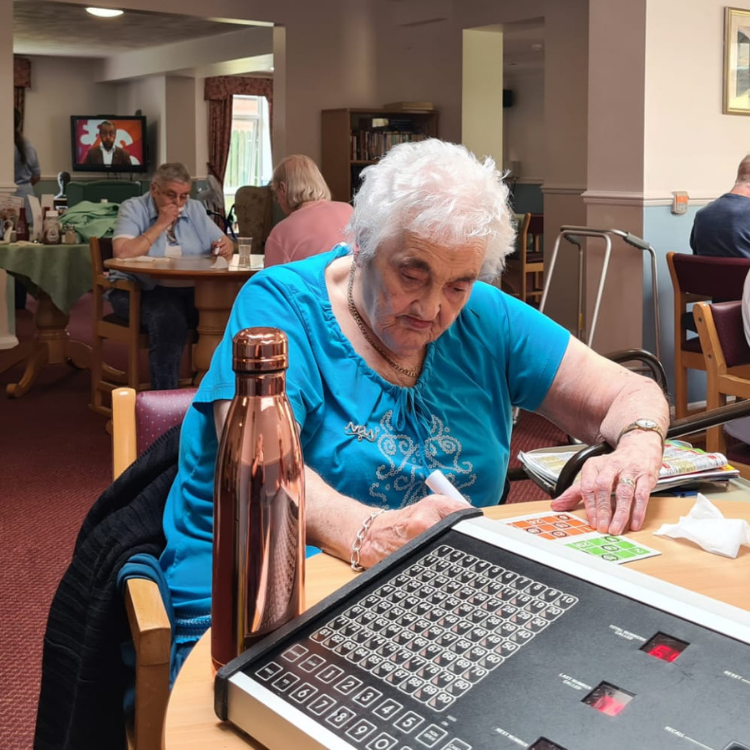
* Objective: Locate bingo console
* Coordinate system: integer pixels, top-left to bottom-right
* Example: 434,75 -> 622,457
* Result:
216,508 -> 750,750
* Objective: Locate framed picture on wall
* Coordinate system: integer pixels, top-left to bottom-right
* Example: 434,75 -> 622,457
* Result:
724,7 -> 750,114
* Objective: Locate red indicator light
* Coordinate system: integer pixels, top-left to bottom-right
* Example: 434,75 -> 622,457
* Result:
583,683 -> 634,716
648,643 -> 681,662
591,694 -> 628,716
642,633 -> 688,663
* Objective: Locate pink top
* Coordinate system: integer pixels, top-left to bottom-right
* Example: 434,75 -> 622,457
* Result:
264,200 -> 354,267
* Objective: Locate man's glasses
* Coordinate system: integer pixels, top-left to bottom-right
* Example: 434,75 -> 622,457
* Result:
156,186 -> 191,203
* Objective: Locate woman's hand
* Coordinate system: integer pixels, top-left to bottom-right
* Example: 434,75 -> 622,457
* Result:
550,430 -> 663,534
212,235 -> 234,260
356,495 -> 469,570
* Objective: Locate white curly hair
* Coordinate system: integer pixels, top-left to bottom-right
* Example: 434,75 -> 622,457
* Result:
348,138 -> 516,279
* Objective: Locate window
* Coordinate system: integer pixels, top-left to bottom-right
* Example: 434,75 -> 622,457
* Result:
224,95 -> 273,213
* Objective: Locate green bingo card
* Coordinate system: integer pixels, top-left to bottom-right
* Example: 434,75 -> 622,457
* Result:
565,535 -> 661,564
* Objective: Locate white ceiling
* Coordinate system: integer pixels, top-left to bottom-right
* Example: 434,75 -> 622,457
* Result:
13,2 -> 543,74
13,0 -> 261,58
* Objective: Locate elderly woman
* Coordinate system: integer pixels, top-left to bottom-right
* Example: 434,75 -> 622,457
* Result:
264,154 -> 353,267
160,139 -> 668,674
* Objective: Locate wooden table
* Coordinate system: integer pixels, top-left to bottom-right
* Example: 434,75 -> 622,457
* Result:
104,257 -> 257,381
0,242 -> 93,397
165,490 -> 750,748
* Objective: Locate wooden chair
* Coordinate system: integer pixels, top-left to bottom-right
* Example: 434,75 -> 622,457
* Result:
666,252 -> 750,419
90,238 -> 196,419
112,386 -> 198,750
90,237 -> 150,418
503,212 -> 545,304
692,301 -> 750,476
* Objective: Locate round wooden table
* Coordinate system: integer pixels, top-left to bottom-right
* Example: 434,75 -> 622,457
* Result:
165,491 -> 750,748
1,242 -> 93,397
104,257 -> 258,381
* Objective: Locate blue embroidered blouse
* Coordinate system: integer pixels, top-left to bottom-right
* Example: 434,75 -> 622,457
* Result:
159,245 -> 570,653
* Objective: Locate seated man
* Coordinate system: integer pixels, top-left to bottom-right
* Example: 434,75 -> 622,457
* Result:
109,162 -> 234,390
690,155 -> 750,258
83,121 -> 133,167
264,154 -> 353,267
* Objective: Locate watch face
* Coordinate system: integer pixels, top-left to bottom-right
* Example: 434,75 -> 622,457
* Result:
636,419 -> 658,429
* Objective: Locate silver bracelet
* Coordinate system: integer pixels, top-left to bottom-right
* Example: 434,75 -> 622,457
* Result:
350,508 -> 386,572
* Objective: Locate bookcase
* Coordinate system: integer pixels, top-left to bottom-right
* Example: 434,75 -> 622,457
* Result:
321,108 -> 439,202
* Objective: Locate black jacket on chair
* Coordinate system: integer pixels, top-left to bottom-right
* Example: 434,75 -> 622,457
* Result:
33,426 -> 180,750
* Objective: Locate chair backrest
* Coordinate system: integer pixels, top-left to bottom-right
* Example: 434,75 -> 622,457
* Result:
697,300 -> 750,369
668,252 -> 750,301
112,387 -> 198,479
527,213 -> 543,253
512,213 -> 531,256
89,236 -> 113,277
136,388 -> 198,456
234,185 -> 274,251
66,179 -> 142,207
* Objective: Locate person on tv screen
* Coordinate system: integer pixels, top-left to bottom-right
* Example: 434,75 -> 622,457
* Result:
83,120 -> 132,167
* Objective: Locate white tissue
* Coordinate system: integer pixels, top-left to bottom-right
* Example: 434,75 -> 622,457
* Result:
210,256 -> 229,269
654,493 -> 750,558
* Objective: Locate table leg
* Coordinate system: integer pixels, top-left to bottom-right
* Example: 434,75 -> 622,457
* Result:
5,292 -> 92,398
193,279 -> 244,382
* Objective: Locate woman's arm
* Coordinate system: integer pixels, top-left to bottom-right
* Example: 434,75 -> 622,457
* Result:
213,400 -> 466,569
537,336 -> 669,534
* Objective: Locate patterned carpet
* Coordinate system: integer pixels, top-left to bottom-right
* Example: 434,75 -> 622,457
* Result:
0,293 -> 566,750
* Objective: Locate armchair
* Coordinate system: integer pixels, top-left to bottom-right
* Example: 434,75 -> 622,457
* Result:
113,387 -> 197,750
233,185 -> 273,252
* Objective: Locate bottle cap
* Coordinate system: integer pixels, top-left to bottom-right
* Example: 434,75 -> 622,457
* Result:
232,328 -> 288,372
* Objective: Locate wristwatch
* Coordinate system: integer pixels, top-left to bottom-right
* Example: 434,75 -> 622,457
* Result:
617,418 -> 665,446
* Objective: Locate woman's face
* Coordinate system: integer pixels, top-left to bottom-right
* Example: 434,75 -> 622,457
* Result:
359,232 -> 487,357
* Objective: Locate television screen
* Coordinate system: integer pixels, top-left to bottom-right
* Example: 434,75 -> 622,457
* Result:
70,115 -> 148,173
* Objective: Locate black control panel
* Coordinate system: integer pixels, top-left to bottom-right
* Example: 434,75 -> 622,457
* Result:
217,512 -> 750,750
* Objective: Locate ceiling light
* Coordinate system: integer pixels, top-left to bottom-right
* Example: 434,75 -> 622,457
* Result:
86,7 -> 124,17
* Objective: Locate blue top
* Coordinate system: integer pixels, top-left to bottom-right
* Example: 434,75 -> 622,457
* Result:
14,137 -> 40,197
690,193 -> 750,258
111,193 -> 225,288
159,245 -> 570,646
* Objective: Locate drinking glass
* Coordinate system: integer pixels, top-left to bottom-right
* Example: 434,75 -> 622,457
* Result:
237,236 -> 253,269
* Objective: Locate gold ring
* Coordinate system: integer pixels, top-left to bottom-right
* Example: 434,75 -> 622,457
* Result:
618,477 -> 636,488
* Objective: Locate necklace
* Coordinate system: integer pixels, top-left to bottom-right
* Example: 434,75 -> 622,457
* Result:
347,265 -> 421,380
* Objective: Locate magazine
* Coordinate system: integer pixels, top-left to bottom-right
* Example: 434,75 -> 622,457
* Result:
518,439 -> 739,492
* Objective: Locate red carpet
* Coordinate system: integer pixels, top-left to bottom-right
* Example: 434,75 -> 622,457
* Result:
0,293 -> 565,749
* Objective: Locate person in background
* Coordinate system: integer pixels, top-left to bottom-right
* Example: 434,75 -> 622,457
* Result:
690,155 -> 750,258
264,154 -> 353,267
159,139 -> 669,676
13,107 -> 40,308
109,162 -> 234,390
83,120 -> 132,167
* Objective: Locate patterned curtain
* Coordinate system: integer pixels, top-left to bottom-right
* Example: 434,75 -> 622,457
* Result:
13,57 -> 32,127
204,76 -> 273,188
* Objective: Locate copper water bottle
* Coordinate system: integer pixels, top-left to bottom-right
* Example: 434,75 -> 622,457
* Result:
211,328 -> 306,670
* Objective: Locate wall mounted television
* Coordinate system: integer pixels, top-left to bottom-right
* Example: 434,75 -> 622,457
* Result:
70,115 -> 148,173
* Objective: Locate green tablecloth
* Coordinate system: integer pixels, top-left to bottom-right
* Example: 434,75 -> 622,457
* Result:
0,242 -> 92,314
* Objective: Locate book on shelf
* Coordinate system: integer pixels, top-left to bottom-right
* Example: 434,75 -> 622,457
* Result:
517,439 -> 740,494
383,101 -> 434,111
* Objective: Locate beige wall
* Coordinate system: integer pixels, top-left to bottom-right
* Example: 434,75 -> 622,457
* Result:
504,69 -> 545,181
115,75 -> 166,173
23,56 -> 118,179
644,0 -> 749,201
